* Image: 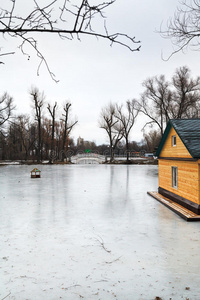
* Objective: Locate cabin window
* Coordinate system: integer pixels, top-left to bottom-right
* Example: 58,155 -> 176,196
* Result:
172,135 -> 176,147
171,166 -> 178,188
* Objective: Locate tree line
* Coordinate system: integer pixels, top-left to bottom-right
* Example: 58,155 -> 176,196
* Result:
0,88 -> 147,163
1,65 -> 199,163
0,87 -> 78,163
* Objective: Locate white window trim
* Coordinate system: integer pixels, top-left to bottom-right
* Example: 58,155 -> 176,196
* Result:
172,135 -> 176,147
171,166 -> 178,189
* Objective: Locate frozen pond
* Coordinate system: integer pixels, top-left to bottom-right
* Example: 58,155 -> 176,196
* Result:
0,164 -> 200,300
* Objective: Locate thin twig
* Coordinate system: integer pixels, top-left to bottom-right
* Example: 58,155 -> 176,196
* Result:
105,256 -> 122,264
62,284 -> 81,290
94,234 -> 111,253
1,292 -> 11,300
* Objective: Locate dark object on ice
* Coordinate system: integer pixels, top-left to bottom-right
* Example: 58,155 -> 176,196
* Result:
31,168 -> 41,178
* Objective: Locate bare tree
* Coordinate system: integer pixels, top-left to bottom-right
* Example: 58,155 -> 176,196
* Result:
99,102 -> 123,162
0,92 -> 15,136
144,130 -> 162,153
161,0 -> 200,58
60,102 -> 78,161
0,0 -> 141,81
16,114 -> 36,160
47,101 -> 57,163
135,75 -> 172,136
6,121 -> 20,160
30,87 -> 45,162
115,100 -> 138,162
170,66 -> 200,118
136,66 -> 200,136
42,117 -> 52,159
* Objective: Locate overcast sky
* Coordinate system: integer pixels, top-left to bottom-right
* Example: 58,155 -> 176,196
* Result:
1,0 -> 200,145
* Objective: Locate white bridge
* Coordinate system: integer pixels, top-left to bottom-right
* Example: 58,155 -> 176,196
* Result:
71,153 -> 106,164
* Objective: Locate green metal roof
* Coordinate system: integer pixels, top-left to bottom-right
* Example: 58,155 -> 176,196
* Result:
156,119 -> 200,158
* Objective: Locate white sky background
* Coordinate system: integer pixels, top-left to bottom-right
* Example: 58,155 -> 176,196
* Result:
1,0 -> 200,145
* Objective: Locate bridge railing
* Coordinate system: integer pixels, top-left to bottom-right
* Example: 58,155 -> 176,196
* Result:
71,153 -> 106,163
72,153 -> 105,158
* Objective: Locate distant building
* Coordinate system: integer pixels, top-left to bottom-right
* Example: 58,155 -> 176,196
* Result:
77,136 -> 84,147
77,136 -> 96,149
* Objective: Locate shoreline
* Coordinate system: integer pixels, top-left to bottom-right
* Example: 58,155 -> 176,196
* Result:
0,158 -> 158,166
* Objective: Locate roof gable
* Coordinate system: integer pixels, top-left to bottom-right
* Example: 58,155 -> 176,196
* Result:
156,119 -> 200,158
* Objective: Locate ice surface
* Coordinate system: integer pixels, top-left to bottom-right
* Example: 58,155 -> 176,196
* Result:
0,165 -> 200,300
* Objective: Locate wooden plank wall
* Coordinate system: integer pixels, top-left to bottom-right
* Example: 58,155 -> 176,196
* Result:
159,160 -> 200,205
160,127 -> 192,158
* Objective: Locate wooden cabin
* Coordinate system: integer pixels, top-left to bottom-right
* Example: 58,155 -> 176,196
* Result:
156,119 -> 200,215
31,168 -> 41,178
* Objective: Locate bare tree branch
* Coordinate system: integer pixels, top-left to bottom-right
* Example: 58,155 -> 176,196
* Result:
0,92 -> 15,137
0,0 -> 141,81
160,0 -> 200,59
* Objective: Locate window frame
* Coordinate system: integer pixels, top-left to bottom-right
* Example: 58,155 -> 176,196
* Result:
172,135 -> 176,147
171,166 -> 178,189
